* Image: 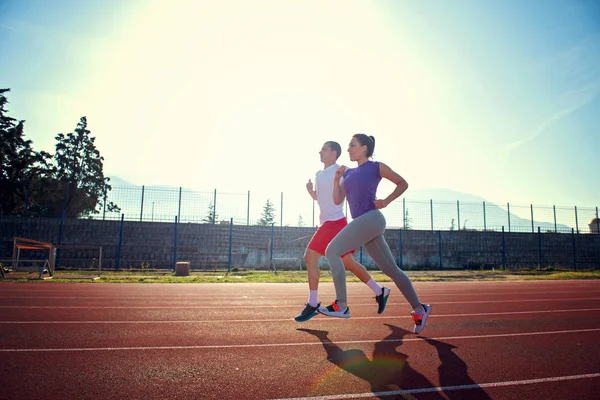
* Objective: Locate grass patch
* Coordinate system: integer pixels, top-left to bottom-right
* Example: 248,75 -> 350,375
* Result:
2,269 -> 599,283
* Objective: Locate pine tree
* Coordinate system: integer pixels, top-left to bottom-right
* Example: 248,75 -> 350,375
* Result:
258,199 -> 276,226
52,116 -> 119,217
0,88 -> 52,214
404,209 -> 413,230
202,202 -> 218,224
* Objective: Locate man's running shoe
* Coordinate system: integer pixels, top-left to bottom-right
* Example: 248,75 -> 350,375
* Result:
318,300 -> 350,318
294,303 -> 320,322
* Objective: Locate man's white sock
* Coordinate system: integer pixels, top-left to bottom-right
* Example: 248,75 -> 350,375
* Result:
366,279 -> 383,296
308,290 -> 319,307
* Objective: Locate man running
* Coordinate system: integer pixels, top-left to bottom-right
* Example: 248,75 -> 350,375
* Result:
294,141 -> 390,322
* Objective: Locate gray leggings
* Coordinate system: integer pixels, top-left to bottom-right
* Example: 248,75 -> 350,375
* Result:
325,209 -> 421,309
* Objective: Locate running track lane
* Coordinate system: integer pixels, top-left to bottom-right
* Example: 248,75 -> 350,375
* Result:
0,280 -> 599,399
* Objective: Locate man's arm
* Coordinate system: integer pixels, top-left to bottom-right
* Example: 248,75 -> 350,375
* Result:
306,179 -> 318,201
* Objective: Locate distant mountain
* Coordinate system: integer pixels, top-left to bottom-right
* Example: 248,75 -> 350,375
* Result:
107,176 -> 196,191
107,176 -> 135,187
405,188 -> 486,204
403,188 -> 573,233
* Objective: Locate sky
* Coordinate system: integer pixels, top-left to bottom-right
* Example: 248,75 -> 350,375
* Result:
1,0 -> 599,225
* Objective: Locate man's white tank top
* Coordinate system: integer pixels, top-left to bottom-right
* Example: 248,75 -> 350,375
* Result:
315,163 -> 345,225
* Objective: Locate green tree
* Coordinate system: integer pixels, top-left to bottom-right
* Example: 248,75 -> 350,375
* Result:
404,209 -> 413,230
202,202 -> 218,224
258,199 -> 276,226
0,88 -> 52,214
51,116 -> 119,218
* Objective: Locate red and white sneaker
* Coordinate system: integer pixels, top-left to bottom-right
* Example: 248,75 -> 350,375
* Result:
411,304 -> 431,334
318,300 -> 350,318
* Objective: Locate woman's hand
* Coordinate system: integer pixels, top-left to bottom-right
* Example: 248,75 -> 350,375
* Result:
332,167 -> 347,205
373,199 -> 388,209
335,166 -> 347,180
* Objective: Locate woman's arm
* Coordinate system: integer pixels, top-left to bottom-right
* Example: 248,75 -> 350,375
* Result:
373,162 -> 408,209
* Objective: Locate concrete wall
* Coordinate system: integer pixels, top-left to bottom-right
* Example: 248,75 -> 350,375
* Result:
1,216 -> 599,270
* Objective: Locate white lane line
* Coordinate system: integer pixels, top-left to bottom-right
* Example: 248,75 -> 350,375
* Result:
1,328 -> 599,352
268,373 -> 600,400
1,289 -> 599,300
2,297 -> 600,309
1,307 -> 600,324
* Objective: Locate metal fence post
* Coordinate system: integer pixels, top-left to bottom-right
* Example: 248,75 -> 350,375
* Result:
537,227 -> 542,270
173,216 -> 178,271
178,187 -> 182,223
553,205 -> 557,233
430,199 -> 434,231
228,218 -> 233,272
247,190 -> 250,225
574,206 -> 579,234
530,204 -> 534,233
213,189 -> 217,224
597,207 -> 599,233
403,198 -> 406,230
457,200 -> 461,230
270,223 -> 275,266
501,226 -> 506,271
507,203 -> 511,232
140,185 -> 145,222
483,201 -> 487,231
280,192 -> 283,227
116,214 -> 124,271
398,228 -> 403,269
438,230 -> 443,270
571,228 -> 577,271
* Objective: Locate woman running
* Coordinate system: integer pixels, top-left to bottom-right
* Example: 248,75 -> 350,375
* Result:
318,133 -> 431,334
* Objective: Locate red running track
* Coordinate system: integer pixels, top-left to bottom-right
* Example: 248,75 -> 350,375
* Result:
1,280 -> 599,399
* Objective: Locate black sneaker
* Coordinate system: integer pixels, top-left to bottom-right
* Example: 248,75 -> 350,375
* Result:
294,303 -> 320,322
375,287 -> 391,314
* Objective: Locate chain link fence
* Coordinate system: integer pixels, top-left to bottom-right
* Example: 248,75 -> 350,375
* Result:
2,185 -> 599,272
100,185 -> 600,234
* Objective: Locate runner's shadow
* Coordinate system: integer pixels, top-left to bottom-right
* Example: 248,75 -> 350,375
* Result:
298,324 -> 446,399
423,338 -> 492,400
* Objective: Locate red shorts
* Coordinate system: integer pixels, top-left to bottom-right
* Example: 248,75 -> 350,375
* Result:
307,217 -> 356,257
